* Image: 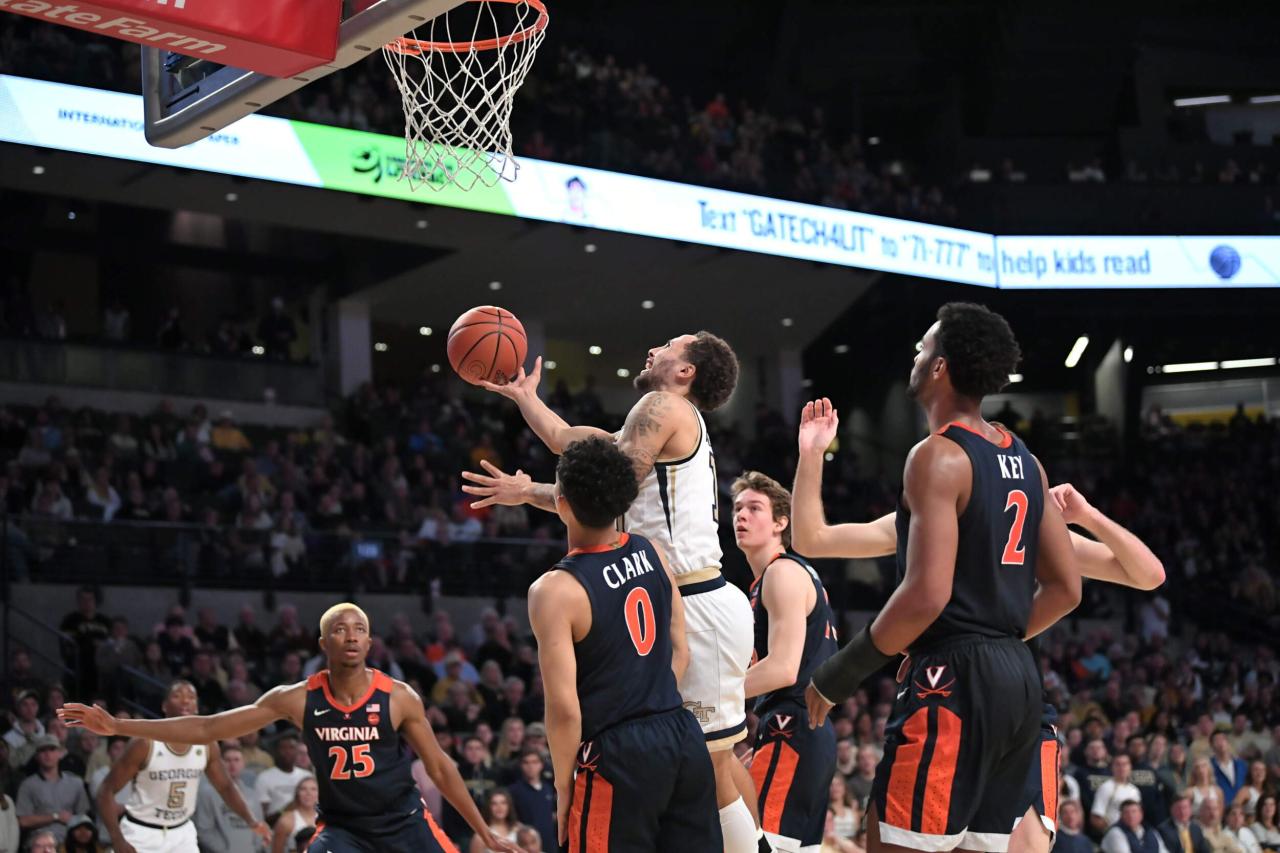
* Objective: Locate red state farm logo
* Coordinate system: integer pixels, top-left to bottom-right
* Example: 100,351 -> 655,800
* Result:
913,664 -> 956,699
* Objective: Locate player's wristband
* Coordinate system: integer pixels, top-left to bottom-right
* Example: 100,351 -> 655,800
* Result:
810,624 -> 894,704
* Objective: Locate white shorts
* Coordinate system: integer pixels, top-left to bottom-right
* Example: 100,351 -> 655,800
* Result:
675,574 -> 754,751
121,816 -> 198,853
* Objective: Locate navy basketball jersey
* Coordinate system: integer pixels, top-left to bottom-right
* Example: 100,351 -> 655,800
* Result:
895,422 -> 1043,650
303,670 -> 419,826
748,552 -> 838,715
554,532 -> 684,741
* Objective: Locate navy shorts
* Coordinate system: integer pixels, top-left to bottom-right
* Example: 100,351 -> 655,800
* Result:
563,707 -> 721,853
306,809 -> 457,853
750,703 -> 836,848
1019,718 -> 1060,837
871,635 -> 1039,852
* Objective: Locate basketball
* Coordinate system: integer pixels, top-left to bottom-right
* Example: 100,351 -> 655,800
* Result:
447,306 -> 528,385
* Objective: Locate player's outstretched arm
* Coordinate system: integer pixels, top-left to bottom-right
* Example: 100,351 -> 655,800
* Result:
792,399 -> 897,558
1053,484 -> 1165,590
480,357 -> 612,454
745,559 -> 812,699
395,683 -> 521,853
1026,461 -> 1083,639
60,684 -> 298,744
461,462 -> 557,514
205,741 -> 271,844
528,572 -> 585,847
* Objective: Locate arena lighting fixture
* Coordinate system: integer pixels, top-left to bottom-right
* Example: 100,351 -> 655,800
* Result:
1248,95 -> 1280,104
419,326 -> 432,336
641,300 -> 655,309
588,345 -> 602,355
1173,95 -> 1231,107
31,165 -> 45,175
1220,357 -> 1278,369
584,243 -> 598,253
781,317 -> 794,327
1160,361 -> 1218,374
1008,373 -> 1024,383
415,219 -> 429,229
868,136 -> 881,145
251,345 -> 265,356
430,363 -> 441,373
225,192 -> 238,202
67,211 -> 77,220
374,342 -> 389,352
834,344 -> 850,354
544,360 -> 557,370
616,368 -> 630,378
488,281 -> 502,291
1124,346 -> 1134,363
1064,336 -> 1090,368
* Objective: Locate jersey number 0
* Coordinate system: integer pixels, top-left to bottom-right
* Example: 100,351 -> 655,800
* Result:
624,587 -> 657,656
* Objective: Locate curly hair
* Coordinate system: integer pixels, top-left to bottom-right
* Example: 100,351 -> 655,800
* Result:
684,331 -> 739,412
731,471 -> 792,550
557,437 -> 639,529
934,303 -> 1022,399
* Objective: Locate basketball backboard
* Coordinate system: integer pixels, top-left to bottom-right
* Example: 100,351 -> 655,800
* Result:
141,0 -> 467,148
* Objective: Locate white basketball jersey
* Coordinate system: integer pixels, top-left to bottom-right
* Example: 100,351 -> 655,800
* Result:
125,740 -> 205,827
622,401 -> 722,576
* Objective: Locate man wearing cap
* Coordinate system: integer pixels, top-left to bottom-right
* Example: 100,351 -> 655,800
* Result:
15,735 -> 90,844
2,690 -> 45,755
431,650 -> 480,706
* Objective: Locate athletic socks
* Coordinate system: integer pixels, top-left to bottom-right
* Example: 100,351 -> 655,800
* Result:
720,796 -> 757,853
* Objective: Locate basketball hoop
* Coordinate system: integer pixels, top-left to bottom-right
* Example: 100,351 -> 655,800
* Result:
383,0 -> 548,192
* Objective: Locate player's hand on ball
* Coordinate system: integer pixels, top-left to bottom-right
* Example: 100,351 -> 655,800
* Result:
798,398 -> 839,456
58,703 -> 117,735
805,681 -> 835,729
1050,483 -> 1094,526
461,461 -> 532,508
479,356 -> 542,401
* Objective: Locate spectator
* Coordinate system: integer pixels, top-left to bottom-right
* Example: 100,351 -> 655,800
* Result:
257,298 -> 298,361
1249,795 -> 1280,851
468,788 -> 518,853
25,829 -> 56,853
233,605 -> 269,669
212,411 -> 252,454
1161,794 -> 1213,853
1077,738 -> 1116,816
238,732 -> 275,776
1191,760 -> 1226,814
194,608 -> 232,652
157,306 -> 186,349
447,736 -> 498,841
0,789 -> 15,853
270,776 -> 318,853
60,814 -> 103,853
102,297 -> 129,343
1200,797 -> 1245,853
83,467 -> 121,521
267,606 -> 313,659
1214,733 -> 1251,807
1096,756 -> 1146,835
514,825 -> 542,853
253,736 -> 313,824
1227,805 -> 1263,853
1233,761 -> 1270,818
15,736 -> 90,845
847,745 -> 878,807
95,617 -> 141,691
1103,800 -> 1170,853
59,588 -> 111,695
1057,799 -> 1096,853
194,744 -> 267,853
158,614 -> 198,676
190,650 -> 228,713
827,774 -> 859,844
507,750 -> 554,853
1131,734 -> 1170,826
432,652 -> 480,706
3,690 -> 46,758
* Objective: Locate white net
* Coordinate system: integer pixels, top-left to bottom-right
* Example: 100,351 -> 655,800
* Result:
383,0 -> 548,192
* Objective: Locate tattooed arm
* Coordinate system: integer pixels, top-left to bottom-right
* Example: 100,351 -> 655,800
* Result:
616,391 -> 683,482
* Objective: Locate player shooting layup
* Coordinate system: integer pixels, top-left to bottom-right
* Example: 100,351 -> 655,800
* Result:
465,332 -> 762,852
61,605 -> 519,853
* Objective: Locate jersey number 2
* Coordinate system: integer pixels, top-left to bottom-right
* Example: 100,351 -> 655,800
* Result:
1002,489 -> 1029,566
329,744 -> 375,780
624,587 -> 657,656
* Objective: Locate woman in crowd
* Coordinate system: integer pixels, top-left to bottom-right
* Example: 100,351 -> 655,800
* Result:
1189,757 -> 1225,813
469,789 -> 519,853
828,774 -> 860,843
1234,760 -> 1272,817
271,777 -> 319,853
1251,794 -> 1280,853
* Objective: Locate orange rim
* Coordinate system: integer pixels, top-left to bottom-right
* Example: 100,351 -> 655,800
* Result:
387,0 -> 548,55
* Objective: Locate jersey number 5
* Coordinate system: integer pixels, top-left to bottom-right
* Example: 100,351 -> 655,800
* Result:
1002,489 -> 1029,566
624,587 -> 657,656
329,744 -> 375,780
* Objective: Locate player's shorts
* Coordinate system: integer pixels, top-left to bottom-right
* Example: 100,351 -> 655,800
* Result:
750,703 -> 837,853
871,634 -> 1039,853
676,571 -> 754,750
1017,717 -> 1061,839
305,808 -> 457,853
120,815 -> 198,853
566,706 -> 721,852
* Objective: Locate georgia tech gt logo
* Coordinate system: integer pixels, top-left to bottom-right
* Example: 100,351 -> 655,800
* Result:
914,664 -> 955,699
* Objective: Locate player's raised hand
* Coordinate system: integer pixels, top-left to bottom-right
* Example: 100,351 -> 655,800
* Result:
58,703 -> 118,735
798,397 -> 839,456
479,356 -> 542,402
1050,483 -> 1095,526
804,681 -> 835,729
461,460 -> 532,508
